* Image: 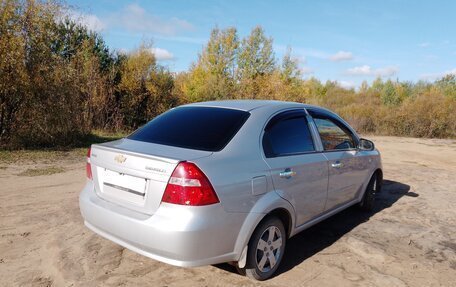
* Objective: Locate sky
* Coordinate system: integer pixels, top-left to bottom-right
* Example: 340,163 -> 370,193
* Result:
67,0 -> 456,88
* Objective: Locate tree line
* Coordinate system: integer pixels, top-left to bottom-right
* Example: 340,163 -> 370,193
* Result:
1,0 -> 455,148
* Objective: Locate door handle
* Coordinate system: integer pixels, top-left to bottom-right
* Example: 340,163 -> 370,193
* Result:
331,161 -> 343,168
279,168 -> 296,179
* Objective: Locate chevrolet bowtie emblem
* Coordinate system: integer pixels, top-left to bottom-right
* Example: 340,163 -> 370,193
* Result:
114,154 -> 127,164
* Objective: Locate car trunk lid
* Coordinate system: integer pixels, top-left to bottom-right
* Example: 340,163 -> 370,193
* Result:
89,138 -> 212,214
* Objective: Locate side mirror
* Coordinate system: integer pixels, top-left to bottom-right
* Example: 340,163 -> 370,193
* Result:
358,138 -> 375,151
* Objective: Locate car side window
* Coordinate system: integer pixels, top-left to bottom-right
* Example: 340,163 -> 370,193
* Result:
312,117 -> 356,151
263,111 -> 315,158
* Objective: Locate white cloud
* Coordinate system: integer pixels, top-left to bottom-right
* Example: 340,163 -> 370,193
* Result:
418,42 -> 430,48
425,54 -> 439,60
338,81 -> 356,89
346,65 -> 399,77
276,45 -> 354,63
112,4 -> 194,35
274,45 -> 329,60
420,68 -> 456,80
116,48 -> 128,55
67,11 -> 106,31
347,65 -> 372,75
150,48 -> 174,61
302,49 -> 328,59
67,5 -> 195,37
300,66 -> 314,75
297,55 -> 307,65
329,51 -> 353,62
375,66 -> 399,77
153,35 -> 207,45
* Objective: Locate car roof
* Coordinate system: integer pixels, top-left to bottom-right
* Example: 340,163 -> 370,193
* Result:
182,100 -> 313,112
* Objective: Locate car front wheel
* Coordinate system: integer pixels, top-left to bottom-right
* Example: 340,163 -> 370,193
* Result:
239,216 -> 286,280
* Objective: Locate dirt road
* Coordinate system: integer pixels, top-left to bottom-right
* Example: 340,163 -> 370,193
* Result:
1,136 -> 455,287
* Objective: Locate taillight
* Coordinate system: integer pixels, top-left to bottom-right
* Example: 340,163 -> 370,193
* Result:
86,147 -> 93,180
162,162 -> 219,206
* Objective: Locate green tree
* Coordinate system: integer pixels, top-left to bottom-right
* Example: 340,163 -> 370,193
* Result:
237,26 -> 276,98
202,27 -> 239,78
436,74 -> 456,99
53,19 -> 114,72
0,0 -> 120,147
280,47 -> 301,82
0,0 -> 93,147
381,80 -> 401,106
183,27 -> 239,101
0,0 -> 29,144
237,26 -> 275,80
118,44 -> 177,128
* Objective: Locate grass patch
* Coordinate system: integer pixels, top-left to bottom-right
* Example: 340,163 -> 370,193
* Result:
18,166 -> 65,177
0,148 -> 87,164
74,130 -> 129,148
0,130 -> 128,164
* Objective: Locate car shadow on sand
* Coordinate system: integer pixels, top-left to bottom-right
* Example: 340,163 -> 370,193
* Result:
215,179 -> 416,277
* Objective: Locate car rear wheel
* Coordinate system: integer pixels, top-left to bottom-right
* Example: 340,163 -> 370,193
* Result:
239,216 -> 286,281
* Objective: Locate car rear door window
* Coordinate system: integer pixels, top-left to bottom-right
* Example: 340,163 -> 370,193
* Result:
128,107 -> 250,151
263,111 -> 315,157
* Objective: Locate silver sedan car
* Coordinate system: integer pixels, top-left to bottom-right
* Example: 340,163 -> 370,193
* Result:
79,100 -> 382,280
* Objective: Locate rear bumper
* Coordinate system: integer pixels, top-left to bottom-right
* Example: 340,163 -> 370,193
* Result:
79,182 -> 245,267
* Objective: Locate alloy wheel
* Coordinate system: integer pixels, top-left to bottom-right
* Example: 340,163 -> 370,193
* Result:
255,226 -> 283,272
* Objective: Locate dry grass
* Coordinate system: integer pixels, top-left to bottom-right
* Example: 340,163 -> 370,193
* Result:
0,149 -> 86,164
17,166 -> 66,177
0,130 -> 127,164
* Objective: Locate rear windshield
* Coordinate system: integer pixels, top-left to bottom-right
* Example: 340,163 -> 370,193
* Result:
128,106 -> 250,151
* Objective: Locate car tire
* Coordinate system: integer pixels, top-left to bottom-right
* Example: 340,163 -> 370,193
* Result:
239,216 -> 286,281
358,173 -> 381,211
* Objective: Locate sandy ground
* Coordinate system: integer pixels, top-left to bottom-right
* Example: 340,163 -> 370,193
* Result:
0,136 -> 455,287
